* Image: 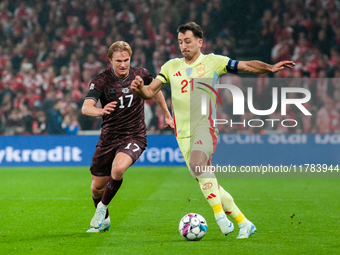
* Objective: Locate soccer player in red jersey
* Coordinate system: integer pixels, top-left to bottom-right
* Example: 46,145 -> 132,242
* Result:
82,41 -> 173,232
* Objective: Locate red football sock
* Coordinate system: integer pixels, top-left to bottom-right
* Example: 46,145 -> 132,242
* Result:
101,176 -> 123,206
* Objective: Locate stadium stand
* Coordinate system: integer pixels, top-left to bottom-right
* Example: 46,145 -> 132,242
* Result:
0,0 -> 339,135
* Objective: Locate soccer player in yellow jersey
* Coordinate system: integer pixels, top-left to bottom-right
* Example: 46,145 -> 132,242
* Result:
132,22 -> 295,239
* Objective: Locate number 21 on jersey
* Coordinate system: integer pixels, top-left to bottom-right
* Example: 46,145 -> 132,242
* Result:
181,79 -> 194,93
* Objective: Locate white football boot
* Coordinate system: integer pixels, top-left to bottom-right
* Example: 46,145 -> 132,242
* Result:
237,221 -> 257,239
90,202 -> 107,228
216,215 -> 234,236
87,216 -> 111,233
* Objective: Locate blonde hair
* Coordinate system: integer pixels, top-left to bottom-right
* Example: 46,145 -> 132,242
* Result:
107,41 -> 132,59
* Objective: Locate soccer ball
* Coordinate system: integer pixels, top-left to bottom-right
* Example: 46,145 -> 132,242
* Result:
179,213 -> 207,241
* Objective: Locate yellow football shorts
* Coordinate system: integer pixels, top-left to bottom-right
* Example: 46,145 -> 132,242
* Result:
176,126 -> 218,171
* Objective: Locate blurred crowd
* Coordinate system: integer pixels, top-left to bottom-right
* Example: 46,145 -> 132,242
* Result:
255,0 -> 340,134
0,0 -> 339,135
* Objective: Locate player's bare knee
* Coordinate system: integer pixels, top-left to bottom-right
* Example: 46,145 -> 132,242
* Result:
91,183 -> 105,197
112,166 -> 126,180
189,159 -> 206,176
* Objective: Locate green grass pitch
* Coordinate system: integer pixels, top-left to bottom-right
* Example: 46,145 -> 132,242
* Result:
0,166 -> 339,255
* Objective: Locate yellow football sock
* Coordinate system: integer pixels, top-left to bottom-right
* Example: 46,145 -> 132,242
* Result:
197,177 -> 225,219
219,185 -> 249,225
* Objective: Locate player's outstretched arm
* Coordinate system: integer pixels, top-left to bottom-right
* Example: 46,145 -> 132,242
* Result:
154,91 -> 174,129
82,99 -> 117,117
131,76 -> 164,100
237,60 -> 295,74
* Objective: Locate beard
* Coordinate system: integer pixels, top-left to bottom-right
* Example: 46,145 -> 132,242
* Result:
182,52 -> 193,60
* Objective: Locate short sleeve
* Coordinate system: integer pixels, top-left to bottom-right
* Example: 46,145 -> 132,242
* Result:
142,68 -> 153,85
85,73 -> 105,101
156,60 -> 171,83
89,73 -> 105,93
211,54 -> 230,76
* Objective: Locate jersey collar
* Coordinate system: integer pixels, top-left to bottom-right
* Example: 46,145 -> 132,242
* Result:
183,52 -> 204,66
111,67 -> 131,82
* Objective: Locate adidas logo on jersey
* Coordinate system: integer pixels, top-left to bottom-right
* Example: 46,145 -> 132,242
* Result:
173,71 -> 182,76
194,140 -> 203,145
206,193 -> 217,200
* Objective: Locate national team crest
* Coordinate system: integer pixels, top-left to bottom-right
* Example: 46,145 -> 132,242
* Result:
89,83 -> 95,90
197,64 -> 205,76
122,88 -> 129,93
186,67 -> 192,77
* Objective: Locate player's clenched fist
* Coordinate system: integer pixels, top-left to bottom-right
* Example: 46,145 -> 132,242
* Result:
101,101 -> 117,116
131,75 -> 144,93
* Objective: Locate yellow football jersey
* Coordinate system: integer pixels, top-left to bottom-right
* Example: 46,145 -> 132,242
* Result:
156,53 -> 231,138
